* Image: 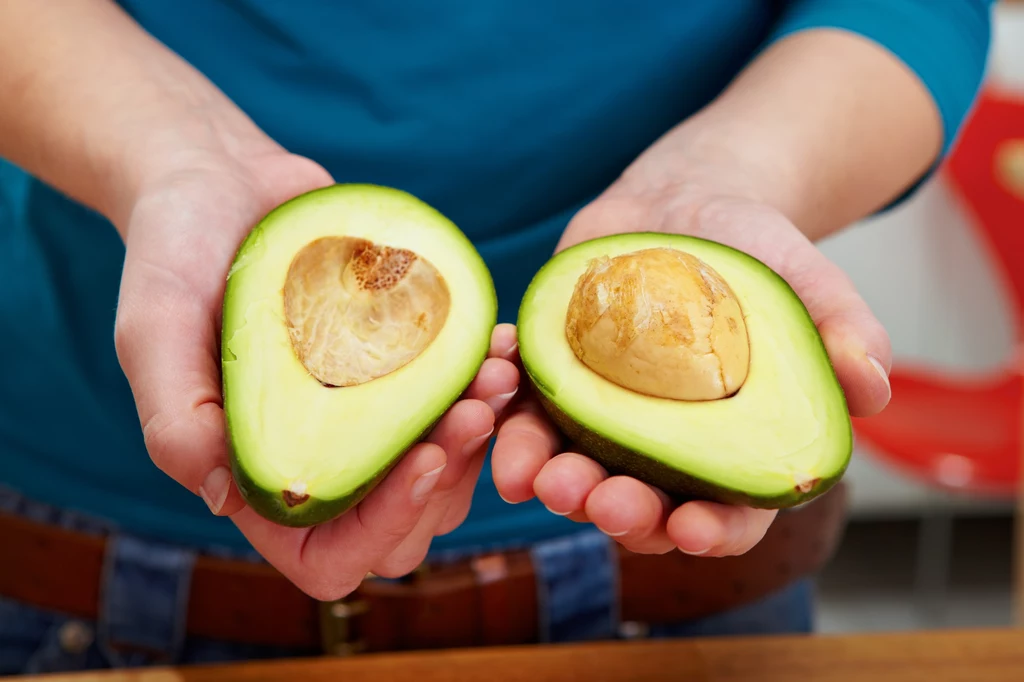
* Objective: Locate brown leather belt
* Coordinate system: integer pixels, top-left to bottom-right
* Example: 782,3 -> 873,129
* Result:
0,483 -> 847,655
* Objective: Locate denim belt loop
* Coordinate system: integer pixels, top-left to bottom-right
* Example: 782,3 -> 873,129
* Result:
530,528 -> 620,644
96,532 -> 197,667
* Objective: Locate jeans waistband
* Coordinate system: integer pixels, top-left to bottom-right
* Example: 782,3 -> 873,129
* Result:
0,484 -> 622,653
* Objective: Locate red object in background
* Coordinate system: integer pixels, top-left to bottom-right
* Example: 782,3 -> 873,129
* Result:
851,87 -> 1024,497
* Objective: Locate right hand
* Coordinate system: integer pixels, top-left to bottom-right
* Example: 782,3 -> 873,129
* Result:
113,141 -> 520,600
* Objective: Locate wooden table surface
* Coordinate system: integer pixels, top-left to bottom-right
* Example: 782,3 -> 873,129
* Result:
15,627 -> 1024,682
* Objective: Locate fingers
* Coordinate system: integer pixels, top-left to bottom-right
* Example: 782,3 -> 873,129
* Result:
817,299 -> 892,417
435,323 -> 521,524
462,358 -> 519,414
490,322 -> 519,361
233,440 -> 448,600
663,197 -> 893,418
424,400 -> 495,489
372,442 -> 489,576
533,452 -> 607,517
491,399 -> 562,503
114,259 -> 247,516
462,324 -> 519,423
533,452 -> 774,556
768,238 -> 892,418
370,400 -> 494,577
369,328 -> 519,576
666,502 -> 778,557
534,458 -> 676,553
582,477 -> 677,554
234,324 -> 520,592
434,445 -> 489,535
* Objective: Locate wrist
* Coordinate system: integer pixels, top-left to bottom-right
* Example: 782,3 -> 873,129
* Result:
611,29 -> 942,242
610,120 -> 795,223
105,89 -> 276,237
0,0 -> 277,238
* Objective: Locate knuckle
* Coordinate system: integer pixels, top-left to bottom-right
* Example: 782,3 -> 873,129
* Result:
371,549 -> 429,580
354,502 -> 420,549
295,540 -> 371,601
722,513 -> 774,556
301,576 -> 362,602
141,411 -> 183,478
436,504 -> 471,536
112,308 -> 140,369
377,525 -> 416,550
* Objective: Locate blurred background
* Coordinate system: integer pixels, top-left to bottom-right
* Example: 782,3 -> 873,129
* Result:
811,0 -> 1024,633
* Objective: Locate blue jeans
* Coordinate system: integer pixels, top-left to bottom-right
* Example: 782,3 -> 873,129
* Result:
0,487 -> 814,676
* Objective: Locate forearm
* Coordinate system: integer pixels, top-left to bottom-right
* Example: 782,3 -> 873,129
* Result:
620,30 -> 942,241
618,2 -> 991,242
0,0 -> 267,233
677,29 -> 942,240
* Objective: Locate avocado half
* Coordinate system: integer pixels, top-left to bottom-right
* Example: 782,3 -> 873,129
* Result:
221,184 -> 497,526
517,232 -> 851,509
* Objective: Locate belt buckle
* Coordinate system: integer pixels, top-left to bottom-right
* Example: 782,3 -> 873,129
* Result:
318,592 -> 370,656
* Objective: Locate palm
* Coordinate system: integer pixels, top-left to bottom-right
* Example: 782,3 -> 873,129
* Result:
124,151 -> 333,304
559,192 -> 890,415
493,191 -> 890,557
119,152 -> 332,499
115,150 -> 519,598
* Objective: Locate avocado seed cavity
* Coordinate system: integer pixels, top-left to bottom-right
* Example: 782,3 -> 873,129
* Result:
283,236 -> 450,387
564,247 -> 750,401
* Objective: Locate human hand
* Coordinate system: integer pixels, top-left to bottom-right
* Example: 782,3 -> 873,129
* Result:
112,143 -> 519,600
492,184 -> 891,558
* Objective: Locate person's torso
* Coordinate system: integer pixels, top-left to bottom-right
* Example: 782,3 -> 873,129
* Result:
0,0 -> 776,552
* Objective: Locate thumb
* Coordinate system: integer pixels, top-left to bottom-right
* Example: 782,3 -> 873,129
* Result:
252,153 -> 335,207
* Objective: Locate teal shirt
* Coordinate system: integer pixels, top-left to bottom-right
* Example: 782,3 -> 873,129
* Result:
0,0 -> 993,553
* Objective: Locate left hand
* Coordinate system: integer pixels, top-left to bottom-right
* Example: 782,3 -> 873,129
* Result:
491,181 -> 892,558
114,143 -> 521,598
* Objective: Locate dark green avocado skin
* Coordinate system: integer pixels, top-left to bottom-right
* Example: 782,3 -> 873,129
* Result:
230,473 -> 370,528
529,377 -> 849,510
227,450 -> 396,528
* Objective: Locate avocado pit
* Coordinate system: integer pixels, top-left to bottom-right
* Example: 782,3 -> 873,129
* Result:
282,236 -> 451,388
564,247 -> 750,401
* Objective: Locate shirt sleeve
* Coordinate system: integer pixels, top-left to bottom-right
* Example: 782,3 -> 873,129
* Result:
767,0 -> 995,158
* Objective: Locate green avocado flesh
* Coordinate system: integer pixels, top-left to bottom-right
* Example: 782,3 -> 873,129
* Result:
517,232 -> 852,508
221,184 -> 497,526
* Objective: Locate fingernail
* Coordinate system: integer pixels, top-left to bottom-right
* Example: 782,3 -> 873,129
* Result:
462,426 -> 495,457
411,464 -> 446,503
681,547 -> 710,556
603,528 -> 629,537
199,467 -> 231,515
867,354 -> 891,401
485,388 -> 518,415
504,342 -> 518,360
543,504 -> 571,517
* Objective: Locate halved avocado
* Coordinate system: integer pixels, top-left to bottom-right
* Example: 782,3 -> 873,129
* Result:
517,232 -> 851,509
221,184 -> 497,526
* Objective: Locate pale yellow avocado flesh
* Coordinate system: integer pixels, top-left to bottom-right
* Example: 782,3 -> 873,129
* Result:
517,232 -> 851,506
221,184 -> 497,525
